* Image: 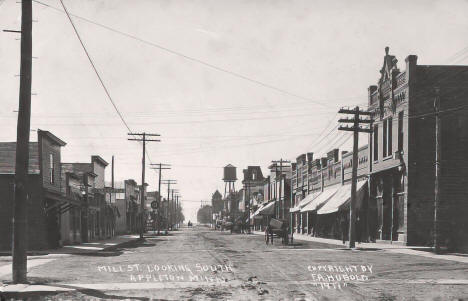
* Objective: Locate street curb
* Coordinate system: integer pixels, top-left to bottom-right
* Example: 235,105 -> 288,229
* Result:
101,237 -> 144,252
0,237 -> 143,256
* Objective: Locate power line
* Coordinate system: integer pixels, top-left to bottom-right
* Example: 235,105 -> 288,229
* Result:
58,0 -> 155,168
35,0 -> 347,108
58,0 -> 130,134
15,111 -> 343,126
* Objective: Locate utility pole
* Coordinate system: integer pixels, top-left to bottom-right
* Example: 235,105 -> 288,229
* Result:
175,194 -> 181,228
171,189 -> 179,229
175,194 -> 178,228
150,163 -> 170,234
162,180 -> 176,231
243,182 -> 256,234
12,0 -> 32,284
128,132 -> 160,238
338,106 -> 372,248
271,159 -> 291,220
433,87 -> 441,254
171,189 -> 175,229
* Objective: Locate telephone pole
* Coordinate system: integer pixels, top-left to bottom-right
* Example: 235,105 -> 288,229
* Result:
128,132 -> 160,238
150,163 -> 170,234
271,159 -> 291,220
338,106 -> 372,248
12,0 -> 32,284
433,88 -> 441,253
171,189 -> 179,229
243,182 -> 255,234
162,180 -> 177,231
175,194 -> 181,228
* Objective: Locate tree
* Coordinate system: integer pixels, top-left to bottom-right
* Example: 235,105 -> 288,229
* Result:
197,205 -> 212,224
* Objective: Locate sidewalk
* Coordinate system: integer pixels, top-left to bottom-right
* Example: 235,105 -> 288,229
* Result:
252,231 -> 468,264
0,234 -> 141,256
0,234 -> 142,294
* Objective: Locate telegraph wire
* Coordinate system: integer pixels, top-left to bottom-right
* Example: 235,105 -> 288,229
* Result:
35,0 -> 356,108
58,0 -> 130,135
58,0 -> 155,167
15,112 -> 343,126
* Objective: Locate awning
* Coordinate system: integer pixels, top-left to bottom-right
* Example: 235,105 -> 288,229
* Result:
250,203 -> 265,220
317,180 -> 367,215
258,201 -> 275,215
290,192 -> 318,213
300,185 -> 340,212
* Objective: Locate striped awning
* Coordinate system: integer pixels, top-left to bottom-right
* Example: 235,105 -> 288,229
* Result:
300,185 -> 340,212
317,180 -> 367,215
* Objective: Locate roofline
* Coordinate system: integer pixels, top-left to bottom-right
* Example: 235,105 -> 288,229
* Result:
125,179 -> 137,185
38,129 -> 66,146
65,172 -> 81,180
87,171 -> 98,177
91,155 -> 109,167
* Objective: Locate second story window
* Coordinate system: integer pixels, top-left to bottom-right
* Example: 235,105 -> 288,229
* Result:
387,117 -> 393,156
383,120 -> 387,158
398,111 -> 404,151
383,118 -> 392,158
49,154 -> 54,184
373,125 -> 379,161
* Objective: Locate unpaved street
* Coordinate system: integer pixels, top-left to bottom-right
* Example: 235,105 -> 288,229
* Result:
1,226 -> 468,300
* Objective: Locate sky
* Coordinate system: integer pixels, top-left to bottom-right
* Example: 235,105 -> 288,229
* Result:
1,0 -> 468,222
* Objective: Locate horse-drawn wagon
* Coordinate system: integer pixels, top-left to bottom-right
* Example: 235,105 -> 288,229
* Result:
265,218 -> 291,245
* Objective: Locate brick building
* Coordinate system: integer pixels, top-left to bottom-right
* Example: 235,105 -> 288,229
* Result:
289,147 -> 369,240
367,48 -> 468,250
260,163 -> 291,222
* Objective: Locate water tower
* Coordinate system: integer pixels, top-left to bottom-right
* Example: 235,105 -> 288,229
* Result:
223,164 -> 237,198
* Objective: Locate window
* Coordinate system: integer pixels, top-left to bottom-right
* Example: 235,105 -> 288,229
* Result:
382,118 -> 392,158
383,120 -> 387,158
373,125 -> 379,161
398,111 -> 404,151
49,154 -> 54,184
387,117 -> 393,156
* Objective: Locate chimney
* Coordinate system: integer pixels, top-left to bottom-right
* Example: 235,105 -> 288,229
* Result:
307,152 -> 314,162
405,55 -> 418,85
327,149 -> 339,163
320,157 -> 328,168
